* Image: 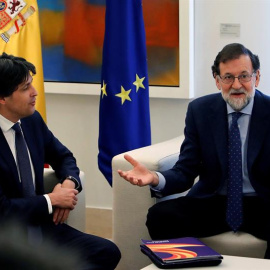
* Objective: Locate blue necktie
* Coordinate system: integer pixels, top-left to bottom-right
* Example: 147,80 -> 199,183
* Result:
12,123 -> 35,197
226,112 -> 243,232
12,123 -> 42,245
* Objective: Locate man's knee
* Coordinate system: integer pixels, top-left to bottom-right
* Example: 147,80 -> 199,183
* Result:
146,202 -> 172,240
104,240 -> 121,268
92,239 -> 121,270
146,204 -> 160,230
146,200 -> 178,227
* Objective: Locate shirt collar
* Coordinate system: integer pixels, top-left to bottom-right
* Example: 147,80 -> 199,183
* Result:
226,96 -> 254,116
0,114 -> 20,133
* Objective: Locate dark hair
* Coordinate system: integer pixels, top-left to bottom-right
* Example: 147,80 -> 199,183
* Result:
211,43 -> 260,77
0,52 -> 36,98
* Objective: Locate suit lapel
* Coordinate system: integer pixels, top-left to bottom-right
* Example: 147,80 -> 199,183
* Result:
20,122 -> 39,170
247,91 -> 270,169
0,129 -> 21,184
208,94 -> 228,176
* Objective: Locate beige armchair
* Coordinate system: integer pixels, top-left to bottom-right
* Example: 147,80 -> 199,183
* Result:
43,168 -> 85,232
112,136 -> 267,270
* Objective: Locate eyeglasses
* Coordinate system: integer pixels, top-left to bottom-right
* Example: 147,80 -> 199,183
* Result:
218,73 -> 256,84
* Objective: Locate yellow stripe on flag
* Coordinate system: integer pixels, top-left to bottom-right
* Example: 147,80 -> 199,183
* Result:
0,0 -> 46,122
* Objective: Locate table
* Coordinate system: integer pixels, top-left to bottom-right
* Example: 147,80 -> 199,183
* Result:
141,255 -> 270,269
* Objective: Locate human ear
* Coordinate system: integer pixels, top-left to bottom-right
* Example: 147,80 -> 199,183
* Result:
215,75 -> 221,90
0,97 -> 6,105
255,70 -> 260,87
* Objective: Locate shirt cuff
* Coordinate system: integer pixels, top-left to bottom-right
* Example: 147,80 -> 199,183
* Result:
150,172 -> 166,191
43,194 -> 53,214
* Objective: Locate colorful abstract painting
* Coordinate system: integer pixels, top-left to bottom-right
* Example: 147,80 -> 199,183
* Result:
38,0 -> 179,86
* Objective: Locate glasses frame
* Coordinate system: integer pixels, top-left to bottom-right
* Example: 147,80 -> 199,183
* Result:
218,72 -> 256,85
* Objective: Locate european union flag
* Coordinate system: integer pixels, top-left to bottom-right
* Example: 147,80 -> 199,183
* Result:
98,0 -> 151,186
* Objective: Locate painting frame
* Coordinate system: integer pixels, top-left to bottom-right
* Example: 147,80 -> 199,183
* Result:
44,0 -> 194,99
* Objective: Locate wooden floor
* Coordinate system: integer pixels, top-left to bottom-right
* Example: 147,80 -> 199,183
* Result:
85,208 -> 112,239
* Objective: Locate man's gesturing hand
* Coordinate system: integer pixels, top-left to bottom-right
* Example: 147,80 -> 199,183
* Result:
117,154 -> 159,187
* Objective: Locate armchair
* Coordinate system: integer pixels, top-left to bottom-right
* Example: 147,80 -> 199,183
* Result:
112,136 -> 267,270
43,168 -> 85,232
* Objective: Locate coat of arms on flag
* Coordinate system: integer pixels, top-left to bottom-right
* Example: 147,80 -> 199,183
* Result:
0,0 -> 35,43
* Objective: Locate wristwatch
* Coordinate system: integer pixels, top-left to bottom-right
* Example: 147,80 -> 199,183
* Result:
65,175 -> 80,190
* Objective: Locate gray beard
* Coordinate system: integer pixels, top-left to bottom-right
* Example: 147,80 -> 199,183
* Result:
221,88 -> 254,111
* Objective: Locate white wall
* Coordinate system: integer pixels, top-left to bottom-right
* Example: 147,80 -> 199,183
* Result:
45,0 -> 270,209
195,0 -> 270,97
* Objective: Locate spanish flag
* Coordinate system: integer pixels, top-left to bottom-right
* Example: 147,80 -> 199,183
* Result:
0,0 -> 46,121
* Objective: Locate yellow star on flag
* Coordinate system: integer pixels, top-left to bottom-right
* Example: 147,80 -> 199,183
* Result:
133,74 -> 145,92
115,86 -> 132,105
101,81 -> 107,98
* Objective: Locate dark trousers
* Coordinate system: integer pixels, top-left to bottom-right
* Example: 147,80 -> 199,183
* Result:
146,195 -> 270,259
43,223 -> 121,270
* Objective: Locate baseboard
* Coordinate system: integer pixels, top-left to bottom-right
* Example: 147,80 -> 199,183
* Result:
85,207 -> 112,239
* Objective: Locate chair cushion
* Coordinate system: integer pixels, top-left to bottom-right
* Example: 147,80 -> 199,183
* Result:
200,231 -> 267,258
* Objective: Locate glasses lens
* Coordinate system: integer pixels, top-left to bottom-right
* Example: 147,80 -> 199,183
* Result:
221,75 -> 233,84
239,74 -> 252,83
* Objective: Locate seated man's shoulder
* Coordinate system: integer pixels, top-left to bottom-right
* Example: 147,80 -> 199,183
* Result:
190,93 -> 222,107
256,89 -> 270,102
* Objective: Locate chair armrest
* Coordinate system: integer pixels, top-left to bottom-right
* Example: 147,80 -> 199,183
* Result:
112,135 -> 184,270
43,168 -> 86,232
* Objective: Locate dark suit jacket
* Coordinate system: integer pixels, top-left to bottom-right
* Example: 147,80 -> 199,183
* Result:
160,90 -> 270,204
0,111 -> 81,225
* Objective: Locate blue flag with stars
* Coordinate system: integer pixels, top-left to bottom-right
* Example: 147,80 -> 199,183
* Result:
98,0 -> 151,186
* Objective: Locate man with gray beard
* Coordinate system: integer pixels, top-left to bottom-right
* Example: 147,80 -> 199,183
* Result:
118,43 -> 270,259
